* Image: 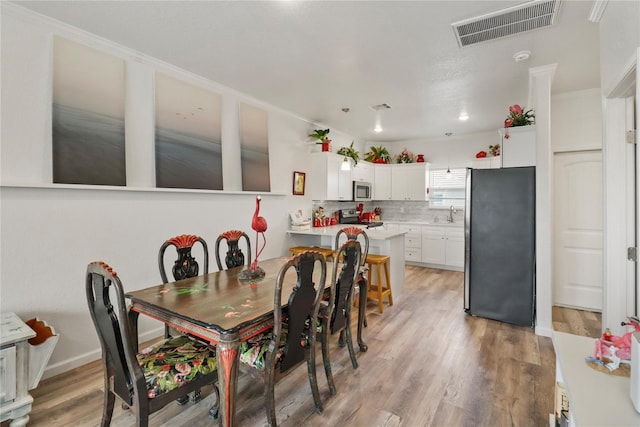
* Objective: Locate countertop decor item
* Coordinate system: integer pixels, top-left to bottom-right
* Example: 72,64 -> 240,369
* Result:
364,145 -> 391,164
309,128 -> 331,152
336,141 -> 359,166
503,104 -> 534,139
416,154 -> 425,162
240,196 -> 267,280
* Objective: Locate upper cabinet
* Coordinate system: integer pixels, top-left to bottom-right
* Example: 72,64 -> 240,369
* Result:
391,163 -> 429,201
352,161 -> 374,183
499,125 -> 536,167
310,152 -> 352,201
374,165 -> 392,200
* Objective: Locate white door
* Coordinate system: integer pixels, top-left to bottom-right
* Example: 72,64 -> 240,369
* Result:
553,150 -> 604,310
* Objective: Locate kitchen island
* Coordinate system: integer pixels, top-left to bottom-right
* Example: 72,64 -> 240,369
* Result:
287,225 -> 407,298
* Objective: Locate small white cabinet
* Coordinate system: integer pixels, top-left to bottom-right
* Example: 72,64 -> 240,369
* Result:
421,226 -> 464,268
310,152 -> 352,201
352,161 -> 374,183
499,125 -> 536,167
374,165 -> 392,200
391,163 -> 429,201
472,157 -> 501,169
0,313 -> 36,427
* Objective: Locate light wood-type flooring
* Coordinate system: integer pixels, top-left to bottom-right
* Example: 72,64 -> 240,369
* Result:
21,266 -> 601,427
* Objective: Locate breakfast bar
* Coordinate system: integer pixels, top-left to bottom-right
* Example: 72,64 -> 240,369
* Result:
286,225 -> 407,299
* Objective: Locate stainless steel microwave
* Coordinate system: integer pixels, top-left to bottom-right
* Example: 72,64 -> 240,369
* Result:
353,181 -> 372,201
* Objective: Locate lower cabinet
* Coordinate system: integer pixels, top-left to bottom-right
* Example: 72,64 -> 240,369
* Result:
421,226 -> 464,269
398,224 -> 422,262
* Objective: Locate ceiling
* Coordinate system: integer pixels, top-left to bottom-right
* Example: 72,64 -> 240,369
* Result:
12,0 -> 601,142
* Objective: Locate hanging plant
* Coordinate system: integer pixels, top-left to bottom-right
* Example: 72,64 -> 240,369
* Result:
337,141 -> 360,166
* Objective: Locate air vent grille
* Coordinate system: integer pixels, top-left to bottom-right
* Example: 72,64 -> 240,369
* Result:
452,0 -> 560,47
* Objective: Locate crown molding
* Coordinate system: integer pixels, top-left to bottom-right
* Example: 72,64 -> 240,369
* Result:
588,0 -> 609,23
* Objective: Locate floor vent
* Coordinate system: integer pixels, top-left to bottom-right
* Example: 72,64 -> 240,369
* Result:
452,0 -> 561,48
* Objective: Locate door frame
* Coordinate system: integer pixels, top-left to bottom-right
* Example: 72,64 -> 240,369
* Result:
602,50 -> 637,334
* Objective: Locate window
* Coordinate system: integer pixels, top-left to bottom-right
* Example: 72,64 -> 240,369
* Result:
429,168 -> 466,209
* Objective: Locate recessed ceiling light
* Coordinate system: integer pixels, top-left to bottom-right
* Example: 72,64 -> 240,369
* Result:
513,50 -> 531,62
458,113 -> 469,121
374,125 -> 383,133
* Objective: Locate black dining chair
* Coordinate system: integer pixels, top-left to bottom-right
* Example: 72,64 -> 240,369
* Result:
234,250 -> 327,426
85,261 -> 218,427
158,234 -> 209,284
319,238 -> 362,392
214,229 -> 252,270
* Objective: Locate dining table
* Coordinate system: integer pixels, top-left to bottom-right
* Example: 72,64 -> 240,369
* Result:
125,256 -> 368,427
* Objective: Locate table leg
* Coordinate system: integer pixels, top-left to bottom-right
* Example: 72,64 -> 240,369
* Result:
356,273 -> 368,352
216,332 -> 240,427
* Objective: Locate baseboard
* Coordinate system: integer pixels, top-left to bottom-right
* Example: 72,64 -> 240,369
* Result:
40,327 -> 164,381
535,325 -> 553,337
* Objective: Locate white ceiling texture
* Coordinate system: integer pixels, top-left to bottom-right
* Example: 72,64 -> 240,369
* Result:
12,0 -> 601,142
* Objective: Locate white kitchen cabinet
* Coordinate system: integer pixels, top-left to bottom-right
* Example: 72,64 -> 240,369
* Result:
471,157 -> 501,169
352,161 -> 374,183
499,125 -> 536,167
310,152 -> 352,201
374,165 -> 392,200
398,224 -> 422,262
391,163 -> 429,200
421,226 -> 464,268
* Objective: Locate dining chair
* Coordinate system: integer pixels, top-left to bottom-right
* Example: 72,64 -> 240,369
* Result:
334,226 -> 369,320
214,229 -> 252,270
158,234 -> 209,284
85,261 -> 218,427
236,250 -> 327,426
318,239 -> 362,395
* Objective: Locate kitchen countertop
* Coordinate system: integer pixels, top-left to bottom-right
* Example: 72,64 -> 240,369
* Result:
287,224 -> 407,240
384,220 -> 464,228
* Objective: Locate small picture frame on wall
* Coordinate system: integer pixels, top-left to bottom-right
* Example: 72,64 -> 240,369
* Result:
293,171 -> 306,195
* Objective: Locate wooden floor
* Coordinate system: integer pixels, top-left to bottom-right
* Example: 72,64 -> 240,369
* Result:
23,266 -> 601,427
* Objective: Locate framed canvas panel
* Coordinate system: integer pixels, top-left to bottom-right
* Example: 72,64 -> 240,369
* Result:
293,171 -> 305,195
52,37 -> 126,186
239,102 -> 270,192
155,73 -> 223,190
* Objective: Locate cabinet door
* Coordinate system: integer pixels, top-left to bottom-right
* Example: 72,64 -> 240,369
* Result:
311,153 -> 352,201
444,229 -> 465,268
0,346 -> 17,404
421,227 -> 445,264
335,155 -> 352,200
352,161 -> 374,183
392,164 -> 427,200
499,126 -> 536,167
374,166 -> 392,200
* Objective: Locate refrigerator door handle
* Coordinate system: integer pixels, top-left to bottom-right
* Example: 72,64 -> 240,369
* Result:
464,168 -> 472,311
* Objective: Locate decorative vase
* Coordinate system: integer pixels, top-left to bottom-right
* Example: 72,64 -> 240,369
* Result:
416,154 -> 425,163
374,158 -> 386,164
321,142 -> 330,152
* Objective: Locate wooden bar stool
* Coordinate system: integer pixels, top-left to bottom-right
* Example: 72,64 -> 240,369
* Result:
289,246 -> 335,262
365,254 -> 393,313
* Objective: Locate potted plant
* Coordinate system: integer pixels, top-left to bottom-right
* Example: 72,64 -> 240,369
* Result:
364,145 -> 391,164
308,128 -> 331,152
395,148 -> 414,163
337,141 -> 360,166
503,104 -> 534,139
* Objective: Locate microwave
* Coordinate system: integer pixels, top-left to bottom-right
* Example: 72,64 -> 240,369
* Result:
353,181 -> 373,201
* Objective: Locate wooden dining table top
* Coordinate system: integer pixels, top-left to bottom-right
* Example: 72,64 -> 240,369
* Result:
126,257 -> 325,336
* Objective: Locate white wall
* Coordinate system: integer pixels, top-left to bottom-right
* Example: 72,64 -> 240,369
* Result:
599,0 -> 640,95
551,88 -> 603,152
0,5 -> 353,377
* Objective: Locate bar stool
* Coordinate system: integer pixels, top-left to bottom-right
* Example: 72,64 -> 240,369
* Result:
365,254 -> 393,313
289,246 -> 335,262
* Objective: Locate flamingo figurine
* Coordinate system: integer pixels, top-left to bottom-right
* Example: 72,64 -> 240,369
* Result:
250,196 -> 267,271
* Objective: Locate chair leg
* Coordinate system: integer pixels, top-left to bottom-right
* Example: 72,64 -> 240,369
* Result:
344,317 -> 358,369
307,344 -> 323,414
321,322 -> 336,395
376,264 -> 384,313
101,390 -> 115,427
191,388 -> 202,403
265,364 -> 278,427
208,383 -> 220,419
385,262 -> 393,306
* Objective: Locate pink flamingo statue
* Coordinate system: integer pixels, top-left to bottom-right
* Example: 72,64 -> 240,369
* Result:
240,196 -> 267,280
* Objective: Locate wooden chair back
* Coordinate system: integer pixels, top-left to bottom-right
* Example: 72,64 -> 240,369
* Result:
334,226 -> 369,268
158,234 -> 209,283
214,229 -> 252,270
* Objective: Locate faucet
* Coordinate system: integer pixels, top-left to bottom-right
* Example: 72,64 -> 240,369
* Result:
447,205 -> 457,223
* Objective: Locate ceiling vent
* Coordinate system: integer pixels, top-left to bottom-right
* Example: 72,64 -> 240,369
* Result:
452,0 -> 561,48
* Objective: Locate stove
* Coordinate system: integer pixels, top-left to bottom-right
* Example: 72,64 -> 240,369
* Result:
338,209 -> 384,229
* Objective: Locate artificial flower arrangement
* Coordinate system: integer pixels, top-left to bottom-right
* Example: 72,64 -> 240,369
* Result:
503,104 -> 534,139
395,148 -> 414,163
364,145 -> 391,164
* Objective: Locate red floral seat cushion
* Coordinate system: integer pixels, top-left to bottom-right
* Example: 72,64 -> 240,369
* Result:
136,335 -> 217,398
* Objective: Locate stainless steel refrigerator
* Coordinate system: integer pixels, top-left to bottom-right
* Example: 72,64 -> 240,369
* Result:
464,167 -> 536,327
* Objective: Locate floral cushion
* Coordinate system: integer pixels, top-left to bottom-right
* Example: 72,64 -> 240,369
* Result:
136,335 -> 217,399
239,318 -> 324,371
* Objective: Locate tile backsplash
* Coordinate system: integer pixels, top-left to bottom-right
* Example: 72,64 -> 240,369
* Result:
310,200 -> 464,223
